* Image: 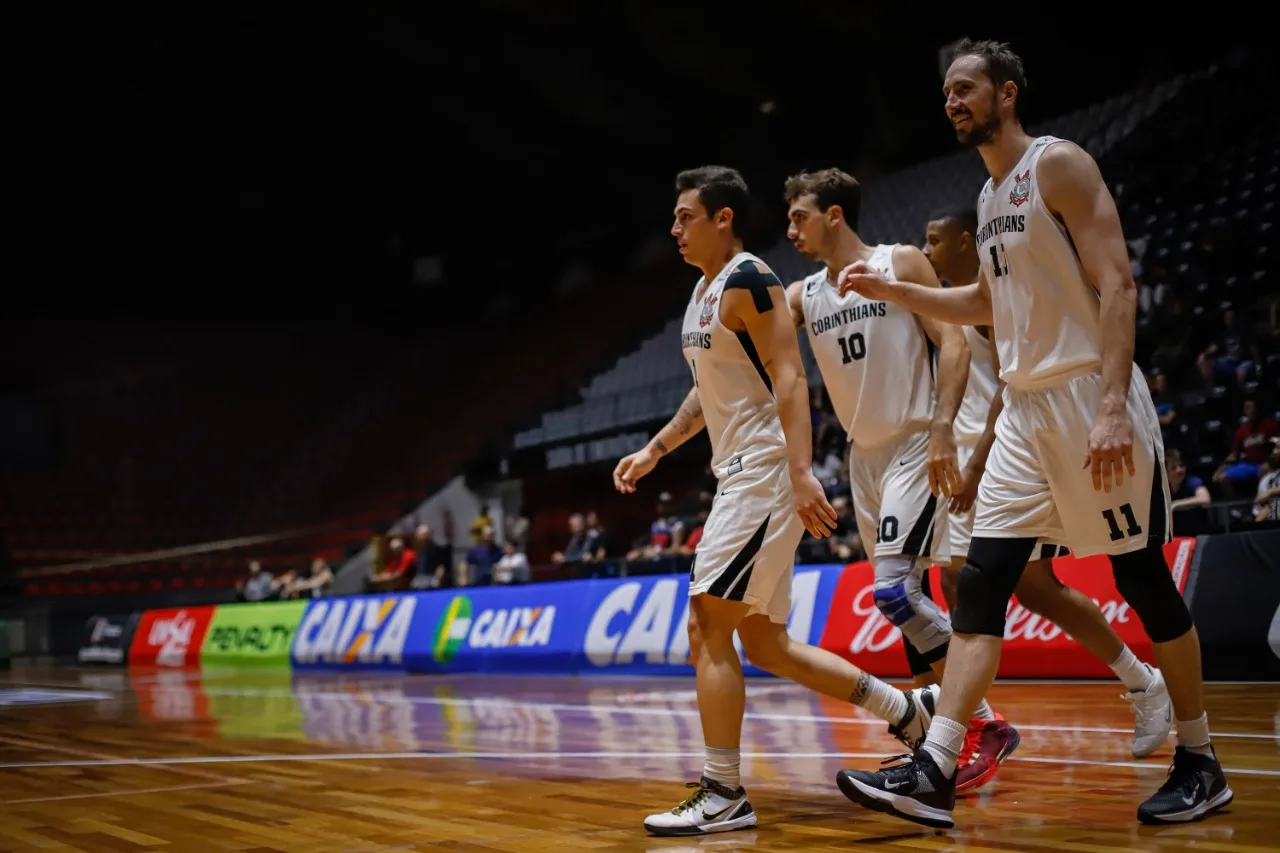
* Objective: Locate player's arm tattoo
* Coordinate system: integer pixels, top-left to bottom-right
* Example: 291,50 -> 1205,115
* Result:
652,388 -> 705,456
670,392 -> 704,440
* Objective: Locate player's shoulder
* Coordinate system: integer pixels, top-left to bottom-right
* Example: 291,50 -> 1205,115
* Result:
1034,137 -> 1097,179
889,243 -> 936,284
725,256 -> 782,288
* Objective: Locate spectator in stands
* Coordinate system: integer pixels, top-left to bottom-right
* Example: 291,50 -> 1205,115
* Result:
368,532 -> 415,592
413,523 -> 453,589
1254,441 -> 1280,522
1167,449 -> 1212,511
824,444 -> 852,501
582,511 -> 610,562
1148,369 -> 1179,444
1197,307 -> 1258,387
648,492 -> 685,554
1150,296 -> 1196,379
678,498 -> 711,555
493,540 -> 531,585
1214,397 -> 1279,496
504,511 -> 530,551
470,503 -> 498,544
285,557 -> 334,599
827,496 -> 862,561
237,560 -> 277,602
551,513 -> 587,565
460,524 -> 501,586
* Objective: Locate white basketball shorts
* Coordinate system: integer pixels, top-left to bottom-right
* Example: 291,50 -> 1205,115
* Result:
848,428 -> 951,564
973,364 -> 1172,558
951,442 -> 1069,563
690,454 -> 805,624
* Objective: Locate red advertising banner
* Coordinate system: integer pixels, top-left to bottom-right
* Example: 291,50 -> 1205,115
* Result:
127,606 -> 216,668
817,537 -> 1197,678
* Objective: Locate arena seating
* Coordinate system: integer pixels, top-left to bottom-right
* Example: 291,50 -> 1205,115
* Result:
513,73 -> 1193,451
6,250 -> 696,595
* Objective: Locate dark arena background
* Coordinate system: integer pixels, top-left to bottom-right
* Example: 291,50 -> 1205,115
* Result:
6,4 -> 1278,850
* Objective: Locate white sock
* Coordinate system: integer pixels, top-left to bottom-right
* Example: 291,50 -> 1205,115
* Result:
1176,713 -> 1213,757
704,746 -> 741,790
1109,647 -> 1155,692
921,716 -> 968,779
850,674 -> 909,724
973,698 -> 997,722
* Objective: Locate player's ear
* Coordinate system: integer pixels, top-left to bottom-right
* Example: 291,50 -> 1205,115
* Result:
827,204 -> 844,226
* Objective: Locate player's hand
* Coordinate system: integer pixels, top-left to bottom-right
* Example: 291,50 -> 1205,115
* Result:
950,458 -> 984,513
791,470 -> 838,539
613,444 -> 660,494
837,260 -> 893,300
927,423 -> 964,499
1083,407 -> 1135,494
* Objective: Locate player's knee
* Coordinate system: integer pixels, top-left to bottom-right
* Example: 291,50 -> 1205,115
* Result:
873,558 -> 951,658
689,594 -> 738,648
1011,559 -> 1063,615
951,537 -> 1034,637
738,621 -> 788,674
1110,546 -> 1193,643
872,580 -> 915,626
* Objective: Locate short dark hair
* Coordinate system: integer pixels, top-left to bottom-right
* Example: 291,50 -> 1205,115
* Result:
949,38 -> 1028,112
783,168 -> 861,230
929,206 -> 979,239
675,166 -> 751,236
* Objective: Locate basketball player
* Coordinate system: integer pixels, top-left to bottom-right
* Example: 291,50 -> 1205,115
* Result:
781,169 -> 1018,795
833,40 -> 1230,828
613,165 -> 938,837
924,207 -> 1174,777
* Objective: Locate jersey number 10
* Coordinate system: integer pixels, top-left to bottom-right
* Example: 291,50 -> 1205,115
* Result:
837,332 -> 867,364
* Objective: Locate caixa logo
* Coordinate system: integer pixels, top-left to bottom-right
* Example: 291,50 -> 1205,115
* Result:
293,597 -> 416,666
583,571 -> 822,668
432,595 -> 557,664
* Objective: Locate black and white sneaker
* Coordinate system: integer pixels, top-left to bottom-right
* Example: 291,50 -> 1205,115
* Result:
887,685 -> 938,750
836,749 -> 955,830
643,776 -> 757,837
1137,746 -> 1233,825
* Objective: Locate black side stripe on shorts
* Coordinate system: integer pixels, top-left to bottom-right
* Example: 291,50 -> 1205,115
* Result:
1038,543 -> 1070,560
901,494 -> 938,557
708,514 -> 769,601
1148,439 -> 1171,546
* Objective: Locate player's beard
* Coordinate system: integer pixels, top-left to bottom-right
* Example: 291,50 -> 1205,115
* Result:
957,96 -> 1002,147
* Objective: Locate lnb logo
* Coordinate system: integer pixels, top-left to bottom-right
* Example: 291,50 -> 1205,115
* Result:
434,596 -> 473,664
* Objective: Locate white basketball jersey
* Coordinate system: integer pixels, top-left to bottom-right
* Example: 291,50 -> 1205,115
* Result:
801,244 -> 935,449
953,324 -> 999,445
977,136 -> 1104,390
681,252 -> 787,474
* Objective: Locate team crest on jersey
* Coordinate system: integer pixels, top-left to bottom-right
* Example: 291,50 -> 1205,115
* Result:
699,294 -> 718,328
1009,170 -> 1032,207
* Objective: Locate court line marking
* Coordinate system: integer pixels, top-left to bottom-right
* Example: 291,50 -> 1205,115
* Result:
191,686 -> 1280,741
3,779 -> 249,805
0,734 -> 241,784
0,749 -> 1276,777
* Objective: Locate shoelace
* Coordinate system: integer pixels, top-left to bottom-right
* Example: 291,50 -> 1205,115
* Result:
673,783 -> 713,814
878,753 -> 920,782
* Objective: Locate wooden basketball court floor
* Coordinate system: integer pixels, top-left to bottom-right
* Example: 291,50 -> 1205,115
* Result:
0,667 -> 1275,852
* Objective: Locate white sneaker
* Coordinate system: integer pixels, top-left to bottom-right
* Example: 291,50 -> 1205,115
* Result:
643,776 -> 757,837
888,684 -> 939,750
1124,667 -> 1173,758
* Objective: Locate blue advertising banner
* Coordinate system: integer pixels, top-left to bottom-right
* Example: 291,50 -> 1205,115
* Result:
413,580 -> 589,673
287,566 -> 844,675
291,594 -> 424,670
576,565 -> 841,676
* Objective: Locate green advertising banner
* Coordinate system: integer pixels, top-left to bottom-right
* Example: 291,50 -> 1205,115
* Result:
201,600 -> 307,666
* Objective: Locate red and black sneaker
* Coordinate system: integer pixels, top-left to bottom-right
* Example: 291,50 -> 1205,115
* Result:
956,718 -> 1020,795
